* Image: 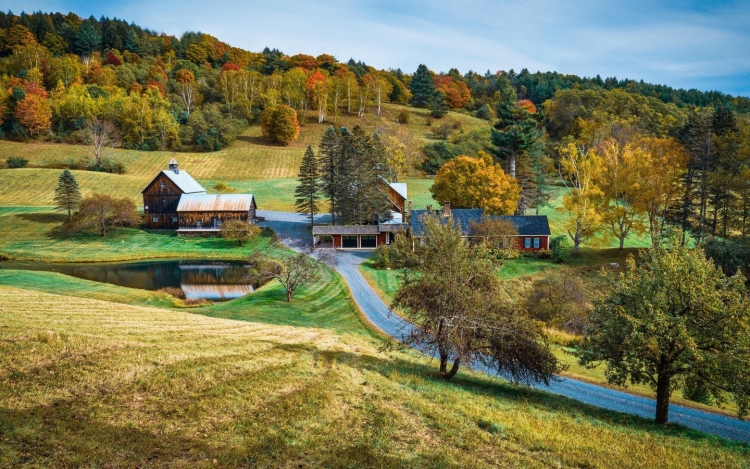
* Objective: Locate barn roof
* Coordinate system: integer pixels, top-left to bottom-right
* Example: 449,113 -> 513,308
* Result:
491,215 -> 551,236
177,194 -> 255,212
160,170 -> 206,194
389,183 -> 407,200
409,210 -> 551,237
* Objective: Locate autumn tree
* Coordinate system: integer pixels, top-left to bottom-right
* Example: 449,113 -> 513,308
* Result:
392,213 -> 562,382
260,105 -> 300,144
247,246 -> 337,301
469,217 -> 518,249
557,143 -> 603,255
295,146 -> 321,227
430,152 -> 520,215
14,94 -> 52,137
221,219 -> 261,246
54,169 -> 82,223
174,69 -> 199,116
525,270 -> 590,334
80,117 -> 120,167
72,193 -> 140,236
579,242 -> 750,424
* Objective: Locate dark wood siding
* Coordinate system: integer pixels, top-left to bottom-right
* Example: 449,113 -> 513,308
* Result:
178,211 -> 250,229
143,173 -> 183,229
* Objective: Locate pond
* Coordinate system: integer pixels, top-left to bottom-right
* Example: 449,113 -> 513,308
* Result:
1,259 -> 260,302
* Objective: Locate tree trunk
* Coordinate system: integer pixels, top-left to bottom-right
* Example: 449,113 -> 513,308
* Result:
287,290 -> 293,301
445,358 -> 460,380
619,236 -> 625,250
655,369 -> 671,424
439,351 -> 448,374
509,153 -> 516,179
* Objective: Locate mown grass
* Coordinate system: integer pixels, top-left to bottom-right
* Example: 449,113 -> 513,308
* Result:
0,206 -> 277,262
1,284 -> 748,468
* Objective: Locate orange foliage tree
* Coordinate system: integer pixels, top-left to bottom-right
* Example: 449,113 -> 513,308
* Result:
14,94 -> 52,136
260,104 -> 300,144
435,75 -> 471,109
430,151 -> 520,215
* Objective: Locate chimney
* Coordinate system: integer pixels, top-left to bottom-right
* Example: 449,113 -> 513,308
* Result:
168,158 -> 179,174
406,200 -> 413,224
443,201 -> 451,217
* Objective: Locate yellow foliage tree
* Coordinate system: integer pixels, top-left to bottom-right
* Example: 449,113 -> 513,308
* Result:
430,151 -> 520,215
557,143 -> 603,254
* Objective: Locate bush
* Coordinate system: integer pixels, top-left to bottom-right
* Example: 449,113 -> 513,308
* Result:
89,158 -> 127,174
536,248 -> 552,259
221,219 -> 261,246
157,287 -> 186,299
212,182 -> 236,193
6,157 -> 29,168
396,109 -> 410,124
373,245 -> 394,269
493,248 -> 520,260
550,235 -> 571,264
525,271 -> 589,334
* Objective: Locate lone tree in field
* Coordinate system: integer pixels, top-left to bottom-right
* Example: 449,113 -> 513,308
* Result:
54,169 -> 82,223
391,213 -> 561,382
71,193 -> 140,236
260,105 -> 300,145
247,245 -> 337,301
80,117 -> 120,168
295,145 -> 321,227
221,219 -> 261,246
578,241 -> 750,424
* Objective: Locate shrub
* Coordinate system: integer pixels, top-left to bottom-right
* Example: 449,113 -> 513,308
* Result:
6,157 -> 29,168
550,235 -> 571,264
260,105 -> 300,145
157,287 -> 186,299
221,219 -> 261,246
525,270 -> 589,334
536,248 -> 552,259
396,109 -> 410,124
212,182 -> 236,193
493,248 -> 520,260
182,298 -> 212,306
373,245 -> 393,269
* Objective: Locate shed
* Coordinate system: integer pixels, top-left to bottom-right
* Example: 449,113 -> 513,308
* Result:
176,193 -> 257,233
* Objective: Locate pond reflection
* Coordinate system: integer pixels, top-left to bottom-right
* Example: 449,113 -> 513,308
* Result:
1,260 -> 258,302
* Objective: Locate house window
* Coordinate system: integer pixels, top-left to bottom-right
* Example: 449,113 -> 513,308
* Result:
152,216 -> 158,223
172,216 -> 178,223
533,238 -> 540,249
386,232 -> 391,245
196,220 -> 202,228
342,235 -> 358,248
524,238 -> 531,249
360,235 -> 377,248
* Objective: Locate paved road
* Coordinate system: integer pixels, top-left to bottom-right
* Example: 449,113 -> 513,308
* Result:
258,210 -> 750,443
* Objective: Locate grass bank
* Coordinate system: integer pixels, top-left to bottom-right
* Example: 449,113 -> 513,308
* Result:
1,283 -> 747,467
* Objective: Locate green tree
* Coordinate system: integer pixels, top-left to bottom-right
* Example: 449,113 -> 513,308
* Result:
578,242 -> 750,424
54,169 -> 82,222
295,145 -> 321,227
409,64 -> 435,108
319,126 -> 342,224
392,213 -> 562,382
220,219 -> 260,246
429,90 -> 449,118
74,21 -> 101,55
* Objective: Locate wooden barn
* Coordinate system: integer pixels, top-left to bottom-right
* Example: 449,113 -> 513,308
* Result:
176,193 -> 257,235
142,158 -> 206,229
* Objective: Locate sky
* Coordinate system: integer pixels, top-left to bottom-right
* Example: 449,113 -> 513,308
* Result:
6,0 -> 750,96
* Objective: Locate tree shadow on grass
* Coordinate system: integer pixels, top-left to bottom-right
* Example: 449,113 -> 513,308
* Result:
236,134 -> 269,145
15,212 -> 67,225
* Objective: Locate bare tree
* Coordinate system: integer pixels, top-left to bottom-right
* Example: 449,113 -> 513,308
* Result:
80,117 -> 120,167
246,244 -> 337,301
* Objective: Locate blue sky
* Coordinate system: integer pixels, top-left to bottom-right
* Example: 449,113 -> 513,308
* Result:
7,0 -> 750,96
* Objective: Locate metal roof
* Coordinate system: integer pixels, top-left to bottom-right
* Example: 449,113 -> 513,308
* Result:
409,209 -> 550,237
177,194 -> 255,212
389,183 -> 407,200
160,169 -> 206,194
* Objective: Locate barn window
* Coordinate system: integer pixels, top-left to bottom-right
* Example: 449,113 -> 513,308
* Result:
196,220 -> 202,228
160,182 -> 166,191
144,205 -> 149,210
342,235 -> 358,248
172,216 -> 178,223
524,238 -> 531,249
360,235 -> 377,248
152,216 -> 158,223
533,238 -> 540,249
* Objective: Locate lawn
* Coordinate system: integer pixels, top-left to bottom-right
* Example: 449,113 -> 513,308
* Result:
0,206 -> 277,262
1,282 -> 748,467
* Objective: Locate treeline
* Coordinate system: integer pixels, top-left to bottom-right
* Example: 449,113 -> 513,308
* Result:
1,9 -> 748,155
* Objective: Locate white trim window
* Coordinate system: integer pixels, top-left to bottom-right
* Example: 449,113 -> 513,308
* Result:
152,216 -> 158,223
524,238 -> 531,249
533,238 -> 540,249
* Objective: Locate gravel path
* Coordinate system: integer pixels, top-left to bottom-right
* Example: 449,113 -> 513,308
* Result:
258,210 -> 750,443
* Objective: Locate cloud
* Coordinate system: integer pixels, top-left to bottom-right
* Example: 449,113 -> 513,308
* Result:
9,0 -> 750,95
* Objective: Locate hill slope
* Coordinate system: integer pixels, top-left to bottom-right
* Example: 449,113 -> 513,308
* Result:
0,283 -> 748,468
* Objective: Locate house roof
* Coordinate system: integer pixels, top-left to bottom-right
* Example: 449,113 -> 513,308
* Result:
409,209 -> 551,237
313,225 -> 381,235
143,169 -> 206,194
389,183 -> 407,200
409,209 -> 484,237
177,194 -> 255,212
491,215 -> 551,236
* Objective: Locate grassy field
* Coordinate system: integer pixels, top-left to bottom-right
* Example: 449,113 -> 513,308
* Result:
1,280 -> 748,467
0,206 -> 279,262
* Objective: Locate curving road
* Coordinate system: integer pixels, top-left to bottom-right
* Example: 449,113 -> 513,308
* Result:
258,210 -> 750,443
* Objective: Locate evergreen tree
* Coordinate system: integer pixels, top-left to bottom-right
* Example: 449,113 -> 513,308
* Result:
409,64 -> 435,108
54,169 -> 82,222
74,21 -> 101,55
295,146 -> 321,228
429,90 -> 449,118
319,126 -> 342,225
124,28 -> 141,54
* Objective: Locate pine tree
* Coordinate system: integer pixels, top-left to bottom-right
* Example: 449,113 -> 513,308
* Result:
74,21 -> 101,55
54,169 -> 82,223
319,126 -> 341,225
409,64 -> 435,108
295,146 -> 321,228
429,90 -> 449,118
